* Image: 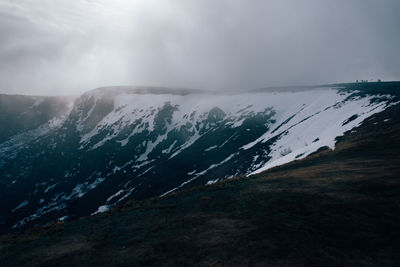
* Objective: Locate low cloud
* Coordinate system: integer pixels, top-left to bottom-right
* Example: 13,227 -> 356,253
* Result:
0,0 -> 399,95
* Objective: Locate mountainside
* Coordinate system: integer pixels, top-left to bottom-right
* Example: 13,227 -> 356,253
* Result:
1,95 -> 400,266
0,94 -> 73,143
0,83 -> 399,231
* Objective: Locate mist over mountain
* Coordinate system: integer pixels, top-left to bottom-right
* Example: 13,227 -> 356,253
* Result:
1,1 -> 400,266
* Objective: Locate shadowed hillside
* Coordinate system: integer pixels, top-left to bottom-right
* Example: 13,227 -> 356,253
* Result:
0,95 -> 73,143
1,94 -> 399,266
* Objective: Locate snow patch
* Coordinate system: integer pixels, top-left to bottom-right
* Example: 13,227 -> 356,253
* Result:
91,205 -> 110,215
11,200 -> 29,212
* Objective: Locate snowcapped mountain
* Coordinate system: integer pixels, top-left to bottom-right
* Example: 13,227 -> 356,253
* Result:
0,84 -> 397,230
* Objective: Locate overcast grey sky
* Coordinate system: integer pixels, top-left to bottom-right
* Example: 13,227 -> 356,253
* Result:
0,0 -> 399,95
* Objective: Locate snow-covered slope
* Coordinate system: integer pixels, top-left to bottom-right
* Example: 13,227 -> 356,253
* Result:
0,85 -> 397,230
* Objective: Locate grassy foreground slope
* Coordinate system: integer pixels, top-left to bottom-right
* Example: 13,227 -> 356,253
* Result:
1,101 -> 400,266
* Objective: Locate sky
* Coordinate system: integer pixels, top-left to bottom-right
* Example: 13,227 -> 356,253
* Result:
0,0 -> 399,96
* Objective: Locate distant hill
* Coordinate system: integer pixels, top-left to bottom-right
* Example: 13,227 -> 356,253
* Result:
0,94 -> 73,143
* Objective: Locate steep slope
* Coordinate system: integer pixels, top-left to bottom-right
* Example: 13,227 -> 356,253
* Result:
0,83 -> 398,231
1,98 -> 399,266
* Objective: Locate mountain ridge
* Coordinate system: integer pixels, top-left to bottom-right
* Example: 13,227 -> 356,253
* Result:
0,82 -> 399,232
